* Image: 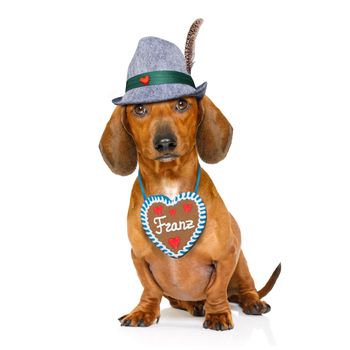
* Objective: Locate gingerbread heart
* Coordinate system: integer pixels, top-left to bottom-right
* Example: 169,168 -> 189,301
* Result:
140,192 -> 206,258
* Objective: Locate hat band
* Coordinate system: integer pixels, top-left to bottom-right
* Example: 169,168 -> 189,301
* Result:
125,70 -> 196,92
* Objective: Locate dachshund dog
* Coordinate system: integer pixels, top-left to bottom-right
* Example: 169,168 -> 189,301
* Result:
99,95 -> 281,331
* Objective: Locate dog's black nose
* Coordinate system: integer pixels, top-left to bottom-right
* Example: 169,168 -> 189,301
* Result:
154,136 -> 177,153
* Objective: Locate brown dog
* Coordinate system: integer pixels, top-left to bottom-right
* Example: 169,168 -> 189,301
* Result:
99,95 -> 281,331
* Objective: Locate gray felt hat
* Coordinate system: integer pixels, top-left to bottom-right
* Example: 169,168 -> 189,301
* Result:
112,36 -> 207,105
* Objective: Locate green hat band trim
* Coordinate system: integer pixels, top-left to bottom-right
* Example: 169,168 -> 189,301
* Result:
125,70 -> 196,92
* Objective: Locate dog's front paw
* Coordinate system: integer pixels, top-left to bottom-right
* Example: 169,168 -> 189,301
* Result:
119,310 -> 160,327
203,311 -> 234,331
241,300 -> 271,315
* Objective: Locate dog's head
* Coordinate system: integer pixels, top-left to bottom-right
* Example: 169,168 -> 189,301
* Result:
99,96 -> 233,175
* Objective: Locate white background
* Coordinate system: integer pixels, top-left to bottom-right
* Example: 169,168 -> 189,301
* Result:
1,0 -> 350,349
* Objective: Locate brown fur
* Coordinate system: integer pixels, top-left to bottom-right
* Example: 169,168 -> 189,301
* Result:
99,96 -> 280,330
99,106 -> 137,175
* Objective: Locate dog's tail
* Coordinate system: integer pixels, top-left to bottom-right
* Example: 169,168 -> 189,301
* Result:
257,263 -> 282,299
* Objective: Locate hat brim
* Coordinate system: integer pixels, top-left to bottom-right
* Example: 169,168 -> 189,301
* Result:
112,82 -> 207,105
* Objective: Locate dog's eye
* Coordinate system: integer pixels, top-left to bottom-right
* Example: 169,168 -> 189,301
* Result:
133,104 -> 147,117
175,98 -> 188,112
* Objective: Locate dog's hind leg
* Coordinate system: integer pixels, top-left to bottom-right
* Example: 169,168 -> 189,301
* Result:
165,296 -> 205,317
227,251 -> 275,315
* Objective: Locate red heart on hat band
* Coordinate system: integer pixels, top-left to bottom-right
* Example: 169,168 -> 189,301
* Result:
139,75 -> 150,85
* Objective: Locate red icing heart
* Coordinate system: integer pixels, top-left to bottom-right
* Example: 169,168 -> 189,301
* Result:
154,205 -> 163,215
139,75 -> 150,85
183,204 -> 192,213
169,208 -> 176,216
168,237 -> 180,250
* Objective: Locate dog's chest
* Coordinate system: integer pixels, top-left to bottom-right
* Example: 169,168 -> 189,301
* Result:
160,180 -> 180,199
149,255 -> 214,301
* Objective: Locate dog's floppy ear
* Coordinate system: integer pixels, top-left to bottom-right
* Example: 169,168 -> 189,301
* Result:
196,96 -> 233,163
99,105 -> 137,176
